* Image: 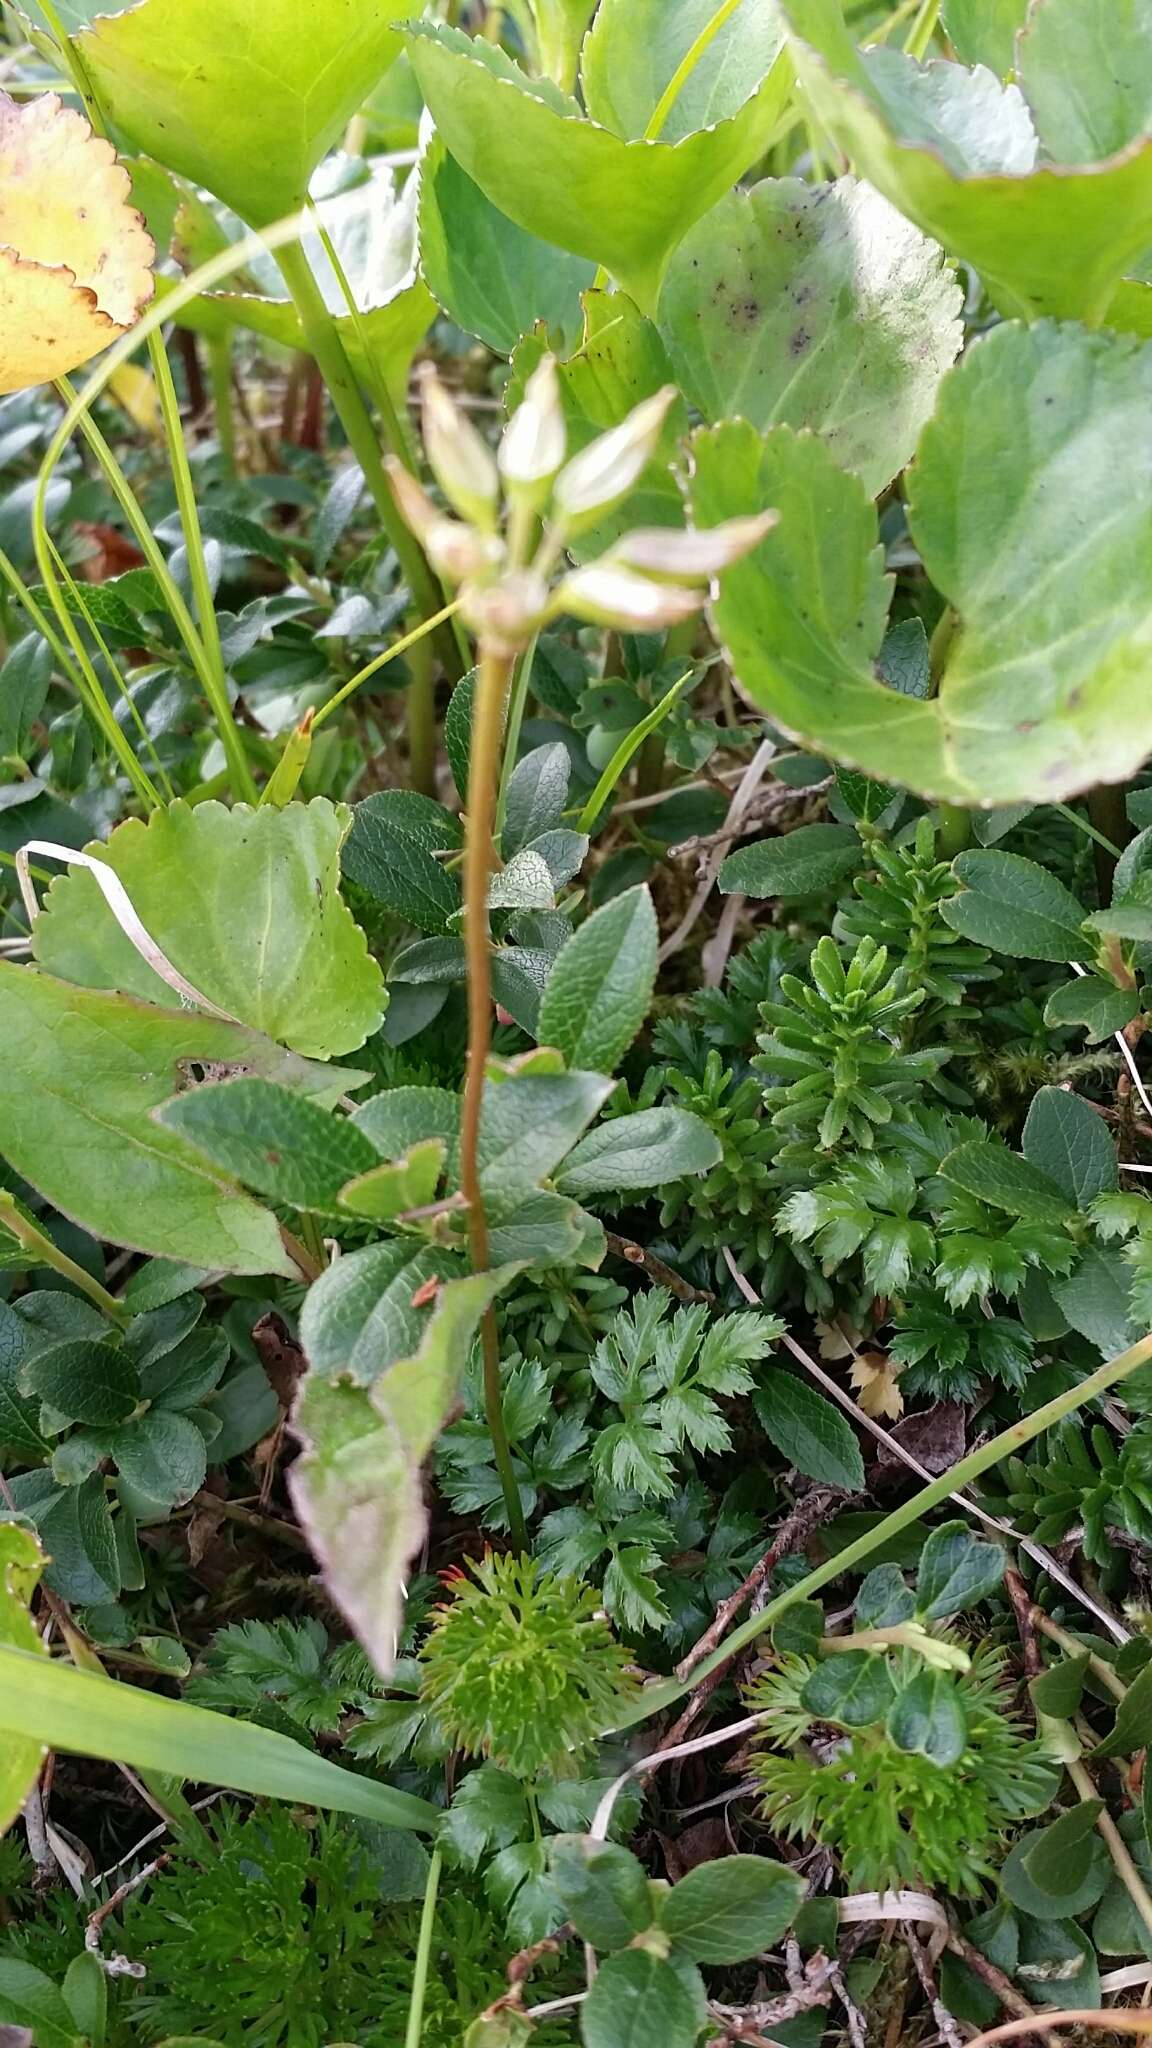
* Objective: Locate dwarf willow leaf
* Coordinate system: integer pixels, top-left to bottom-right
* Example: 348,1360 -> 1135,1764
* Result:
801,1650 -> 897,1727
753,1370 -> 865,1491
290,1266 -> 515,1673
582,1949 -> 708,2048
659,1854 -> 804,1963
887,1667 -> 967,1767
548,1836 -> 652,1951
537,886 -> 657,1073
781,0 -> 1152,325
76,0 -> 405,225
719,823 -> 862,898
1022,1086 -> 1118,1208
418,134 -> 593,356
555,1106 -> 722,1197
32,799 -> 384,1059
695,321 -> 1152,804
0,966 -> 302,1276
915,1522 -> 1005,1618
658,177 -> 962,494
940,852 -> 1088,961
156,1079 -> 380,1213
1017,0 -> 1152,164
402,21 -> 790,310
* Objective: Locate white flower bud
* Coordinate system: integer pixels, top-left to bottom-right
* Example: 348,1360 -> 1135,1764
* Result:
417,362 -> 500,530
426,521 -> 505,586
610,510 -> 778,582
498,355 -> 567,499
554,562 -> 702,632
459,568 -> 551,655
385,457 -> 443,546
552,386 -> 677,531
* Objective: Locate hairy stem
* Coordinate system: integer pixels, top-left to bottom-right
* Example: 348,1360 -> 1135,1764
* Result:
460,642 -> 526,1549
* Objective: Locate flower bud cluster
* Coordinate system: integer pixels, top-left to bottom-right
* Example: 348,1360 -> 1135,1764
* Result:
387,356 -> 776,654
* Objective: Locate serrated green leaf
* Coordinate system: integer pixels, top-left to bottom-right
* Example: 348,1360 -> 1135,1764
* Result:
659,1854 -> 804,1963
915,1521 -> 1005,1619
342,790 -> 462,936
537,886 -> 657,1072
780,0 -> 1152,326
155,1078 -> 379,1212
76,0 -> 404,225
941,852 -> 1089,961
658,176 -> 961,495
1017,0 -> 1152,164
0,967 -> 307,1276
754,1369 -> 865,1491
554,1106 -> 722,1198
404,18 -> 789,310
32,799 -> 384,1059
719,823 -> 862,899
418,134 -> 593,356
1022,1085 -> 1118,1207
581,0 -> 785,142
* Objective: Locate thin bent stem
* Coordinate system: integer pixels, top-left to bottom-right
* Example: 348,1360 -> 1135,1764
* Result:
576,669 -> 695,834
460,641 -> 527,1550
610,1328 -> 1152,1731
310,598 -> 462,731
147,339 -> 256,801
0,1194 -> 129,1327
403,1847 -> 442,2048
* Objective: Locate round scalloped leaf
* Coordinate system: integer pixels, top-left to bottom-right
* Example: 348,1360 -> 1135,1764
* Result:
0,964 -> 297,1275
32,799 -> 384,1059
418,132 -> 593,356
781,0 -> 1152,323
580,0 -> 786,142
692,321 -> 1152,804
657,176 -> 963,495
75,0 -> 404,226
402,20 -> 789,310
0,91 -> 154,395
1017,0 -> 1152,165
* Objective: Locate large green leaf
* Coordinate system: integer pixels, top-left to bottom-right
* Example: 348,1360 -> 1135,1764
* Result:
299,1240 -> 467,1386
692,322 -> 1152,804
76,0 -> 404,225
657,176 -> 962,494
940,0 -> 1028,74
1017,0 -> 1152,165
155,1078 -> 381,1213
0,965 -> 311,1275
0,1526 -> 47,1834
581,0 -> 786,141
402,21 -> 790,309
0,1643 -> 437,1829
290,1266 -> 514,1672
537,886 -> 657,1072
418,133 -> 593,356
779,0 -> 1152,324
32,799 -> 384,1059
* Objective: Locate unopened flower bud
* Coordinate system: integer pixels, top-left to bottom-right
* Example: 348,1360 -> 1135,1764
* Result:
610,510 -> 778,582
554,562 -> 702,632
426,521 -> 505,585
459,569 -> 551,655
386,457 -> 444,547
499,355 -> 567,500
417,363 -> 500,530
552,386 -> 677,532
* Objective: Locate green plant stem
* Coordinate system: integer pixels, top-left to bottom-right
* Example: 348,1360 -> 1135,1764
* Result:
0,1195 -> 129,1327
611,1328 -> 1152,1731
937,803 -> 972,859
272,238 -> 462,699
310,598 -> 462,731
406,628 -> 437,798
403,1846 -> 442,2048
146,340 -> 257,802
576,669 -> 694,833
1068,1747 -> 1152,1952
207,335 -> 237,477
460,642 -> 527,1550
904,0 -> 941,58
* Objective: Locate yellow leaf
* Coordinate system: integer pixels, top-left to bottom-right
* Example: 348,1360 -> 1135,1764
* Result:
850,1348 -> 904,1422
108,361 -> 163,435
0,91 -> 154,395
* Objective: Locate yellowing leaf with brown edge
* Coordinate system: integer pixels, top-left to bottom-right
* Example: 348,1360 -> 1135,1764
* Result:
0,1524 -> 48,1833
0,91 -> 154,395
850,1349 -> 904,1421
